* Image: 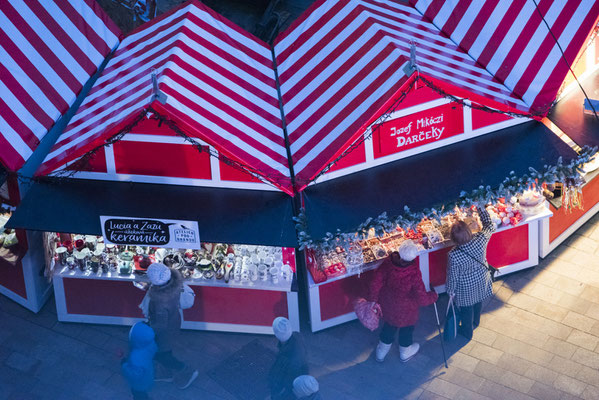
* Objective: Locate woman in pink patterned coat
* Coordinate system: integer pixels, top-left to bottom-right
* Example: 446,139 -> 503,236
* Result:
368,240 -> 438,362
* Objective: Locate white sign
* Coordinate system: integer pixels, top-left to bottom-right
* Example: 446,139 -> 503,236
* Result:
100,216 -> 201,249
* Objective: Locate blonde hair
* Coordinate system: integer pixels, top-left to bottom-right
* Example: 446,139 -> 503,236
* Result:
451,221 -> 472,245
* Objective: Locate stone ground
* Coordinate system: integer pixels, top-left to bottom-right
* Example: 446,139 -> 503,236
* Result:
2,215 -> 599,399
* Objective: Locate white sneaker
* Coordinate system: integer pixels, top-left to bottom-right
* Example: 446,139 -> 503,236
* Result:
375,341 -> 392,362
399,343 -> 420,362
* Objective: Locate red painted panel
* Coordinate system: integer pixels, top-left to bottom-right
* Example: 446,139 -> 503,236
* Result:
550,174 -> 599,242
487,224 -> 529,267
65,147 -> 107,173
63,278 -> 145,317
282,248 -> 296,272
318,269 -> 377,321
183,286 -> 288,325
395,85 -> 444,110
471,106 -> 512,130
429,247 -> 451,287
128,117 -> 175,136
372,103 -> 464,159
326,141 -> 366,173
113,141 -> 212,179
0,258 -> 27,299
219,159 -> 263,183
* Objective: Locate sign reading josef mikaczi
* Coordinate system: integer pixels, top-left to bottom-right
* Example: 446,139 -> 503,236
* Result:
100,216 -> 201,249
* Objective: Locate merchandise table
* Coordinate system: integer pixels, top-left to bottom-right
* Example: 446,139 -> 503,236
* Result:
305,209 -> 551,332
52,248 -> 300,334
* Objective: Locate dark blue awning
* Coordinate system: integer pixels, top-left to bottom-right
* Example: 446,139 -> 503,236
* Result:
7,179 -> 297,247
303,121 -> 577,239
548,69 -> 599,149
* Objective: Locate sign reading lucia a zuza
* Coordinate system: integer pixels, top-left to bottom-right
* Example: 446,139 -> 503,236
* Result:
100,216 -> 201,249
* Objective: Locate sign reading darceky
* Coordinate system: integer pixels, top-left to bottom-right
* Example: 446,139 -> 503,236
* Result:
373,103 -> 464,158
100,216 -> 201,249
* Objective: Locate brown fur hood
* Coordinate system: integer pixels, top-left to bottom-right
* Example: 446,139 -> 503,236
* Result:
148,268 -> 183,302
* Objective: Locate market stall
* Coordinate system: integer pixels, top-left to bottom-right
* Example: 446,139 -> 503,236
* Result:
272,0 -> 597,331
7,2 -> 301,333
298,121 -> 577,331
0,0 -> 120,312
540,68 -> 599,256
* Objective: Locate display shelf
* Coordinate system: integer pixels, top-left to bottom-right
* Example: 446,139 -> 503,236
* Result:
55,266 -> 294,292
307,207 -> 552,288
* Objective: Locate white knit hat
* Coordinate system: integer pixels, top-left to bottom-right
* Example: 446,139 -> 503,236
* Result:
272,317 -> 292,342
293,375 -> 319,398
398,240 -> 419,262
147,263 -> 171,286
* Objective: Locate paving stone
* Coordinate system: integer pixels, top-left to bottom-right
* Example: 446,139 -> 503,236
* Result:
448,352 -> 479,373
522,364 -> 559,386
567,329 -> 599,351
438,366 -> 485,393
591,321 -> 599,337
495,353 -> 534,376
577,365 -> 599,386
476,380 -> 535,400
426,378 -> 461,398
546,355 -> 584,378
418,389 -> 450,400
527,269 -> 561,288
541,336 -> 578,359
499,370 -> 535,394
559,292 -> 592,314
491,335 -> 553,364
532,301 -> 569,323
586,304 -> 599,321
572,347 -> 599,369
579,268 -> 599,289
528,283 -> 562,305
455,388 -> 492,400
562,311 -> 597,333
581,286 -> 599,304
472,327 -> 497,347
4,352 -> 39,373
582,385 -> 599,400
512,309 -> 572,340
468,343 -> 503,365
552,276 -> 586,296
552,374 -> 587,396
528,381 -> 570,400
566,234 -> 597,254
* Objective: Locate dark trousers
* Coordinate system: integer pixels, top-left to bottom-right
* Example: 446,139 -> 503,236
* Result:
457,302 -> 482,340
155,350 -> 185,371
380,323 -> 414,347
131,390 -> 149,400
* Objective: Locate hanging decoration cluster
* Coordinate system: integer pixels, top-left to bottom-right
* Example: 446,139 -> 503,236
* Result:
294,146 -> 597,251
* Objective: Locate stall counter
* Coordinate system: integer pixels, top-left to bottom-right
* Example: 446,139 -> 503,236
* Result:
306,209 -> 552,332
53,259 -> 300,335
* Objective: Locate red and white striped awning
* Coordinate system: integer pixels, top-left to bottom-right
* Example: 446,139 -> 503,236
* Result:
39,1 -> 291,192
274,0 -> 598,190
0,0 -> 120,171
412,0 -> 599,113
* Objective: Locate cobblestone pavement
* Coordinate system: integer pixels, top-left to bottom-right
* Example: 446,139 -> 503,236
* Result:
1,215 -> 599,399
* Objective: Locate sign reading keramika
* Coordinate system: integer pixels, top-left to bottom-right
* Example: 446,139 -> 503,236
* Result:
373,103 -> 464,159
100,216 -> 201,249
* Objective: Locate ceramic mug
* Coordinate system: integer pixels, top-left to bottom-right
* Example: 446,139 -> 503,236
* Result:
270,266 -> 280,284
281,264 -> 293,281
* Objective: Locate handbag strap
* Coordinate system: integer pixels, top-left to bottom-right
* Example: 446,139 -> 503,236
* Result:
456,247 -> 491,270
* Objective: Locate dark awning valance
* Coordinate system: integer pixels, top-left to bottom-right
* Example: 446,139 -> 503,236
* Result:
7,179 -> 297,247
303,121 -> 577,239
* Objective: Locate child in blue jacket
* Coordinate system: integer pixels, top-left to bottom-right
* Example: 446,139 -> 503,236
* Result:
122,321 -> 158,400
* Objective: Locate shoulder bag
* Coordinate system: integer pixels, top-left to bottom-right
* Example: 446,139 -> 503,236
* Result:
457,248 -> 499,282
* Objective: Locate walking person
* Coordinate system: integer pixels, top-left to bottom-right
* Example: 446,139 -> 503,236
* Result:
268,317 -> 309,400
368,240 -> 438,362
293,375 -> 321,399
146,263 -> 198,389
446,206 -> 496,340
121,322 -> 157,400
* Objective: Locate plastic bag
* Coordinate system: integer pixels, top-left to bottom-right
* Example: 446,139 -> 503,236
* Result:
354,298 -> 382,331
443,296 -> 458,341
179,283 -> 195,310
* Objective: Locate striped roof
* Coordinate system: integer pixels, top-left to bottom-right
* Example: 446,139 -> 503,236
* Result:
412,0 -> 599,113
274,0 -> 531,190
0,0 -> 120,171
39,1 -> 291,192
274,0 -> 599,190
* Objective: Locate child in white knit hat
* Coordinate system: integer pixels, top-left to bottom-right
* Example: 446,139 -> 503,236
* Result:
268,317 -> 309,400
293,375 -> 322,399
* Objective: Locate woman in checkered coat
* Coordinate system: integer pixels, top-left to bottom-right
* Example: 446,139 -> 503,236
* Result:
446,206 -> 495,340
